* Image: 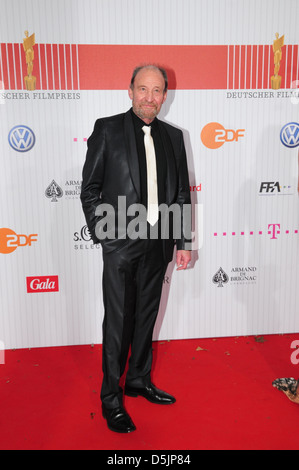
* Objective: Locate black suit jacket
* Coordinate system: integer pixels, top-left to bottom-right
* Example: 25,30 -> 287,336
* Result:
80,109 -> 191,262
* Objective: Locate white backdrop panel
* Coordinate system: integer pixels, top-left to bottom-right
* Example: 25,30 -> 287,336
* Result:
0,0 -> 298,349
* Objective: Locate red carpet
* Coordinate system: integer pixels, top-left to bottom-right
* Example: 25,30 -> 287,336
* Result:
0,334 -> 299,450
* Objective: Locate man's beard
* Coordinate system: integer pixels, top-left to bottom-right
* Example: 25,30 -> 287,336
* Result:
133,102 -> 159,121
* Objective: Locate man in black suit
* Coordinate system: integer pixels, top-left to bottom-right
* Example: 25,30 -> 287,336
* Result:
80,64 -> 191,433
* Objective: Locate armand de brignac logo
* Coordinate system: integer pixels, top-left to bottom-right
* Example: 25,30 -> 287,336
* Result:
212,267 -> 229,287
45,180 -> 63,202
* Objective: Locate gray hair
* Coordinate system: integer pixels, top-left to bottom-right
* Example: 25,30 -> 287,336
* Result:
130,64 -> 168,93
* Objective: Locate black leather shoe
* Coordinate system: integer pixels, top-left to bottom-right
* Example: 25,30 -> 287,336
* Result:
125,383 -> 176,404
102,405 -> 136,433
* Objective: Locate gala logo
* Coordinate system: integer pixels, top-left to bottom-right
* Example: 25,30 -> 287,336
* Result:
26,276 -> 59,293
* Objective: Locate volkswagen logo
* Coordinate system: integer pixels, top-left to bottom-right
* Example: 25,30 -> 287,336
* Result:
8,125 -> 36,152
280,122 -> 299,148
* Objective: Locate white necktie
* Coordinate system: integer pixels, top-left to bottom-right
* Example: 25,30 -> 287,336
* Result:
142,125 -> 159,226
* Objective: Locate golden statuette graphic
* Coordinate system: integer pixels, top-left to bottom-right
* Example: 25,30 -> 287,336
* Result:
23,31 -> 36,90
271,33 -> 285,90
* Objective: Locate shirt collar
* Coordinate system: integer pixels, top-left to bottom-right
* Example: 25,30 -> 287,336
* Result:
130,108 -> 158,132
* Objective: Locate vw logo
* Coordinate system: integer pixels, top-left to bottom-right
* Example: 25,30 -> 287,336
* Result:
280,122 -> 299,148
8,125 -> 36,152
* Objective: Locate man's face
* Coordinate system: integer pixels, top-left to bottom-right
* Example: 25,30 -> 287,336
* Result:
128,68 -> 167,124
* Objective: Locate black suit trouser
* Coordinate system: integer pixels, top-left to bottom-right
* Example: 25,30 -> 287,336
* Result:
100,237 -> 168,408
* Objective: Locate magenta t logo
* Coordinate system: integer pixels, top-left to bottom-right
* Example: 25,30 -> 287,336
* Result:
268,223 -> 280,239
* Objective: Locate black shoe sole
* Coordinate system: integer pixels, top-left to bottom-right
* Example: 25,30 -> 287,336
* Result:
102,410 -> 136,433
125,388 -> 176,404
106,423 -> 136,433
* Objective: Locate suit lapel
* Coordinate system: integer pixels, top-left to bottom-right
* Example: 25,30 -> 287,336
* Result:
158,121 -> 177,205
124,110 -> 141,200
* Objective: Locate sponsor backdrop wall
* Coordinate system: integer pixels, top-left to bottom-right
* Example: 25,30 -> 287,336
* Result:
1,0 -> 299,349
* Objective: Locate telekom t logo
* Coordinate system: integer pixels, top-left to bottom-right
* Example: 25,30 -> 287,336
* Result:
268,224 -> 280,239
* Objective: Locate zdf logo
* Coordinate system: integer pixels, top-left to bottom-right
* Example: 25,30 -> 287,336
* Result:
201,122 -> 245,149
0,228 -> 38,254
